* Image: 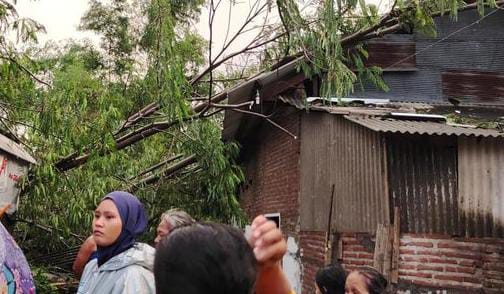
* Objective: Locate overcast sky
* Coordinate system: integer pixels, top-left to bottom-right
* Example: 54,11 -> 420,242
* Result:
15,0 -> 388,52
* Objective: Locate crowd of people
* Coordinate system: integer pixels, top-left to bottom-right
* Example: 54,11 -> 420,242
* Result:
1,190 -> 388,293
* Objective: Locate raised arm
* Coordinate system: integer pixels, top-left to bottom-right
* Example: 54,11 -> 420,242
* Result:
249,215 -> 293,294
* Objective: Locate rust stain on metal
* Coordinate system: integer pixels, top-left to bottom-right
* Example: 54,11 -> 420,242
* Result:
442,70 -> 504,104
365,42 -> 416,69
387,135 -> 459,235
458,137 -> 504,238
300,112 -> 389,233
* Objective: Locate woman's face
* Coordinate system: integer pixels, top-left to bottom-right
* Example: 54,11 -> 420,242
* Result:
154,220 -> 172,247
93,199 -> 122,246
345,271 -> 369,294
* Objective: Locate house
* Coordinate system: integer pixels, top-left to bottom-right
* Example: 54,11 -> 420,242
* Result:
0,132 -> 36,215
222,7 -> 504,293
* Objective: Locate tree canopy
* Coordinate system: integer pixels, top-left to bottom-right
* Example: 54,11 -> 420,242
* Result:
0,0 -> 499,253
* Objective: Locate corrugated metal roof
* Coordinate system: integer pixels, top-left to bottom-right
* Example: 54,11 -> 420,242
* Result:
0,133 -> 36,164
344,116 -> 504,138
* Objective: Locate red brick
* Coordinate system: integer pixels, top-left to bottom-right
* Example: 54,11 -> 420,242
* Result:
458,259 -> 478,267
437,242 -> 482,251
402,278 -> 438,287
434,274 -> 465,282
399,271 -> 432,279
399,256 -> 432,263
344,259 -> 373,266
415,250 -> 443,257
441,251 -> 481,260
343,252 -> 358,258
341,233 -> 358,238
401,241 -> 434,248
357,253 -> 374,259
342,264 -> 359,271
417,264 -> 444,272
445,266 -> 477,274
463,276 -> 482,284
399,249 -> 416,255
429,257 -> 458,265
398,264 -> 416,270
342,239 -> 360,245
402,233 -> 451,240
345,245 -> 371,252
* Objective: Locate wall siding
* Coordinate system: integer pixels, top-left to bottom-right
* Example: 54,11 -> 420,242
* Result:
300,112 -> 389,233
442,70 -> 504,103
387,135 -> 459,235
458,137 -> 504,238
352,9 -> 504,103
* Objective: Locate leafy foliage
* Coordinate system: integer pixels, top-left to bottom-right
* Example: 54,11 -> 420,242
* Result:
0,0 -> 243,253
271,0 -> 496,98
0,0 -> 498,254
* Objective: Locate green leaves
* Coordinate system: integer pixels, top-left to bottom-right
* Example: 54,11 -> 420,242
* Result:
5,0 -> 246,252
12,18 -> 46,43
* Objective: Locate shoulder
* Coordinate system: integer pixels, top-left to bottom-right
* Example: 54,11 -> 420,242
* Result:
77,259 -> 99,293
134,242 -> 155,254
112,264 -> 155,294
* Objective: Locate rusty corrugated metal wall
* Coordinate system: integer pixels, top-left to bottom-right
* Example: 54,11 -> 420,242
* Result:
299,112 -> 389,233
458,137 -> 504,238
387,135 -> 459,235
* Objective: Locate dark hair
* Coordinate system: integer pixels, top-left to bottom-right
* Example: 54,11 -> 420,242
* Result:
315,263 -> 347,294
154,223 -> 257,294
357,267 -> 388,294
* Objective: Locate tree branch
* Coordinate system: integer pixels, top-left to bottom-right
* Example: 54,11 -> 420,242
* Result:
129,154 -> 197,192
0,55 -> 51,88
129,153 -> 183,180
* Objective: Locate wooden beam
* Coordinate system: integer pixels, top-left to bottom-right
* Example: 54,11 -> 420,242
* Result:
391,207 -> 401,283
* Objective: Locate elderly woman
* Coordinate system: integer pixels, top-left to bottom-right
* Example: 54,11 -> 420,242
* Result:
154,209 -> 195,246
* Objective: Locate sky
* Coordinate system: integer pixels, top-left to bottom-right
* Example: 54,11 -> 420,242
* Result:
14,0 -> 389,53
15,0 -> 99,44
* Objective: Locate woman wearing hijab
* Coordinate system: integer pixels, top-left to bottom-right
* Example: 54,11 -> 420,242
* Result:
77,191 -> 155,294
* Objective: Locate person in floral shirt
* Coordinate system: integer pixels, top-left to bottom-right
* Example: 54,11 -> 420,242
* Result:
0,221 -> 35,294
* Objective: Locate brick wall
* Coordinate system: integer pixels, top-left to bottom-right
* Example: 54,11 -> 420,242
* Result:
339,233 -> 504,293
341,233 -> 375,271
240,108 -> 301,236
299,231 -> 326,293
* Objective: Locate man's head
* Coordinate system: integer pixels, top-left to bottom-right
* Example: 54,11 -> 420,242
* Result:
154,223 -> 257,294
154,209 -> 195,246
315,263 -> 347,294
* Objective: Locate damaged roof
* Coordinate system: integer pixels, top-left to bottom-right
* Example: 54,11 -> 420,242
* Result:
0,133 -> 36,164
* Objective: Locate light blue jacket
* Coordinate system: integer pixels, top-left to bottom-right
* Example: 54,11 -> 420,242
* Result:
77,243 -> 155,294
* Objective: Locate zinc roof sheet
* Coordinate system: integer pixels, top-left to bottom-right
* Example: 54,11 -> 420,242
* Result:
0,133 -> 36,164
344,116 -> 504,138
